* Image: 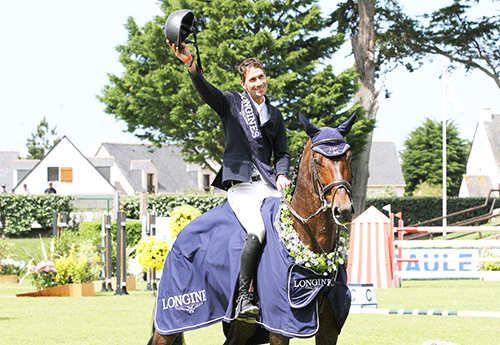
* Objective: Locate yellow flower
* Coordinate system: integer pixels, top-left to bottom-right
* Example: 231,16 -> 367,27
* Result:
169,205 -> 201,238
136,237 -> 170,271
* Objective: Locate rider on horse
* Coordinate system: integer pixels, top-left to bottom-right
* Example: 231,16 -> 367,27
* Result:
167,39 -> 291,323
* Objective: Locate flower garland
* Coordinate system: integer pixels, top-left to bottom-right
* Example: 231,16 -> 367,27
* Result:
279,187 -> 348,275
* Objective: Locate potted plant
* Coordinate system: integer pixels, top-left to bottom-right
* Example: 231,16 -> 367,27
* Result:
17,239 -> 100,297
0,258 -> 26,284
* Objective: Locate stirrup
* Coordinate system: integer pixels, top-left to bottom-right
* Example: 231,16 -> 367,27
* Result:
235,293 -> 259,322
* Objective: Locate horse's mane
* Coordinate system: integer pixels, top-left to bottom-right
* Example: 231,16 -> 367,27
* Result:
289,144 -> 305,191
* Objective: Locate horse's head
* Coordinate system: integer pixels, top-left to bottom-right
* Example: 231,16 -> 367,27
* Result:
299,112 -> 356,225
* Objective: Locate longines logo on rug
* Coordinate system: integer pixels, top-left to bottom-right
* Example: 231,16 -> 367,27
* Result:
162,290 -> 207,314
293,278 -> 333,290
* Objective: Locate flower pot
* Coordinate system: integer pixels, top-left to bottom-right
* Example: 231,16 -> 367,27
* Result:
16,283 -> 95,297
0,275 -> 18,284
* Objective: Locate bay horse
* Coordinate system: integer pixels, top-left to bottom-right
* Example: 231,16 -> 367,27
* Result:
148,113 -> 355,345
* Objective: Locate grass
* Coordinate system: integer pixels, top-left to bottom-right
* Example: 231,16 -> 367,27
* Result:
7,237 -> 55,264
1,280 -> 500,344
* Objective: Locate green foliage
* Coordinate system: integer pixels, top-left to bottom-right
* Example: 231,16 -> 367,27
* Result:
54,242 -> 101,285
25,116 -> 60,159
366,196 -> 497,226
374,0 -> 500,89
401,118 -> 469,196
480,251 -> 500,271
122,194 -> 227,219
411,181 -> 443,197
98,0 -> 373,167
0,194 -> 74,235
75,220 -> 142,274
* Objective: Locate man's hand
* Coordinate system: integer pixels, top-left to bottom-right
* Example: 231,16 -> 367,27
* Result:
166,40 -> 197,74
276,174 -> 291,192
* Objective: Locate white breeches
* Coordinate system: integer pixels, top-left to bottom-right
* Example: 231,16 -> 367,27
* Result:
227,181 -> 280,243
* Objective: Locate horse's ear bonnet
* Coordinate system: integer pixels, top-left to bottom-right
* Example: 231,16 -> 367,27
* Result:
299,112 -> 356,158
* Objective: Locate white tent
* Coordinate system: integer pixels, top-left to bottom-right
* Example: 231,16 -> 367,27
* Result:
347,206 -> 395,288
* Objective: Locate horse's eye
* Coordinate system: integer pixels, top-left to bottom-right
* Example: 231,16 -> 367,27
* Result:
314,159 -> 323,166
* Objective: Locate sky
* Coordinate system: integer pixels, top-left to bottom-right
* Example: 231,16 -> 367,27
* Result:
1,0 -> 498,159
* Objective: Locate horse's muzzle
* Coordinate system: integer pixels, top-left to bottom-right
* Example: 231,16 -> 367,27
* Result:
333,202 -> 354,226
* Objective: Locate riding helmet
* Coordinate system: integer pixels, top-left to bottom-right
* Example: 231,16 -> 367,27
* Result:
164,9 -> 196,47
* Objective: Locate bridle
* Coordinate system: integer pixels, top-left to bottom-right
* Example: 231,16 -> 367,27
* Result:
309,138 -> 353,224
281,138 -> 353,273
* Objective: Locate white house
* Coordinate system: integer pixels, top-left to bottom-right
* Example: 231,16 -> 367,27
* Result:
94,143 -> 218,196
459,109 -> 500,197
13,136 -> 116,197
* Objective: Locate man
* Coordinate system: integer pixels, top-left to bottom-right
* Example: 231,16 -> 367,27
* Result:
44,182 -> 57,194
22,183 -> 30,195
1,184 -> 7,193
167,40 -> 291,322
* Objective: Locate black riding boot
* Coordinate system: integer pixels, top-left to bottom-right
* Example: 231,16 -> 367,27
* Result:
235,234 -> 261,322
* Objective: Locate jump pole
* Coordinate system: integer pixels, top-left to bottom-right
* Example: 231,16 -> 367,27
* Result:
145,213 -> 157,292
115,211 -> 128,295
98,214 -> 113,291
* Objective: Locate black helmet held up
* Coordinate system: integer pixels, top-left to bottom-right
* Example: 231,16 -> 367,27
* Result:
164,9 -> 196,47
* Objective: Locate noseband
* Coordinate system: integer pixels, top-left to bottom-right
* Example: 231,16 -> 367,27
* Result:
281,138 -> 353,265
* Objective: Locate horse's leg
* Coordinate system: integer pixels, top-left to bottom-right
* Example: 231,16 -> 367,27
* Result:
148,331 -> 183,345
314,300 -> 338,345
269,332 -> 290,345
223,320 -> 258,345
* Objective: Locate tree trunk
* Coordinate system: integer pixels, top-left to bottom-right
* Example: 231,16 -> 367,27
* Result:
351,0 -> 379,216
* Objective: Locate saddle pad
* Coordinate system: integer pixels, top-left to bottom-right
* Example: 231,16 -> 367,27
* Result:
154,197 -> 350,338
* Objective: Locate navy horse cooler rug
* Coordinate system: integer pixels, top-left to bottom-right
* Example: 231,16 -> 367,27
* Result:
154,197 -> 351,340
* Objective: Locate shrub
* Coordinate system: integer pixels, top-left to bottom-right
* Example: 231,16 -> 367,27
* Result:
0,194 -> 74,235
121,194 -> 226,219
136,237 -> 170,271
169,205 -> 202,238
480,251 -> 500,271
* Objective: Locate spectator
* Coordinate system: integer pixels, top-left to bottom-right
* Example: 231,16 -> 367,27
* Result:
44,181 -> 57,194
1,184 -> 7,193
22,183 -> 30,194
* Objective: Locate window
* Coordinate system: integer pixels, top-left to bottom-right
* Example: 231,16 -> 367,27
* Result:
47,167 -> 59,182
60,167 -> 73,183
147,173 -> 155,194
47,167 -> 73,183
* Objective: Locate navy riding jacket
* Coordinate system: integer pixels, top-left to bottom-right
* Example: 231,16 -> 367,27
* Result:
190,72 -> 290,191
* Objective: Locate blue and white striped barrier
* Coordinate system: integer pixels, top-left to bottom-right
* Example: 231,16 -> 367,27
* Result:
350,307 -> 500,318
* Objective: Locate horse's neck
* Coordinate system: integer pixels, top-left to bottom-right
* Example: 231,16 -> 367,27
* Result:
290,159 -> 336,254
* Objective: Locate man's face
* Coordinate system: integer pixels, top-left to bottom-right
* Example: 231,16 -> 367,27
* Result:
241,67 -> 267,104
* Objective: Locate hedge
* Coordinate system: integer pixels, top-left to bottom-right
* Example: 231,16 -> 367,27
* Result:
120,194 -> 498,227
366,196 -> 498,226
0,194 -> 74,236
121,194 -> 227,219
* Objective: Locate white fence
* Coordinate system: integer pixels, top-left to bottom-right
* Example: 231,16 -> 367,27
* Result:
394,226 -> 500,280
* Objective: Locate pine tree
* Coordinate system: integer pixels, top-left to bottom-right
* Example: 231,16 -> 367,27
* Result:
401,118 -> 470,196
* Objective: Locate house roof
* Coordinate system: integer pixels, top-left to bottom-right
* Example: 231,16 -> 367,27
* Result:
0,151 -> 20,190
368,141 -> 406,187
99,143 -> 200,193
484,114 -> 500,165
462,175 -> 493,197
13,136 -> 116,194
